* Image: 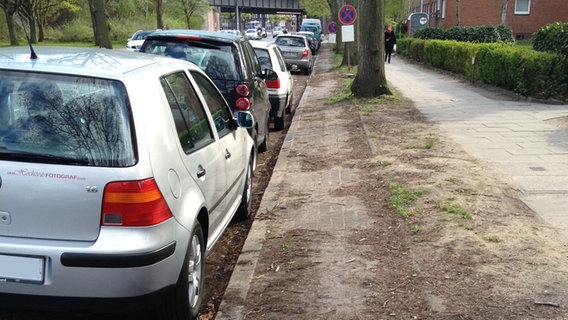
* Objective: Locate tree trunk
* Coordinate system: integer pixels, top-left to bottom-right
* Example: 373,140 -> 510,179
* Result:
156,0 -> 164,29
351,0 -> 390,97
88,0 -> 97,45
1,0 -> 19,45
328,0 -> 342,54
90,0 -> 112,48
500,0 -> 508,25
28,14 -> 38,43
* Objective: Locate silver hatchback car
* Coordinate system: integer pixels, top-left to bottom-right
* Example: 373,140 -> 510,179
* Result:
0,46 -> 255,319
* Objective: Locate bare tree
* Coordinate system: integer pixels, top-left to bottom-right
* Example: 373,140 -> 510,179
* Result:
351,0 -> 390,97
0,0 -> 20,45
177,0 -> 208,29
17,0 -> 38,43
34,0 -> 63,42
88,0 -> 112,48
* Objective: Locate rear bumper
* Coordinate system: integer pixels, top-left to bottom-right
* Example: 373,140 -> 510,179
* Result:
285,59 -> 310,70
0,219 -> 189,300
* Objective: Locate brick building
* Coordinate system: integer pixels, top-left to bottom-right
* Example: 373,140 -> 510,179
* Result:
407,0 -> 568,39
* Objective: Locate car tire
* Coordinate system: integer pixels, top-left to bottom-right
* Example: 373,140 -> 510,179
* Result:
274,112 -> 286,131
157,222 -> 205,320
234,157 -> 253,221
286,92 -> 294,114
257,119 -> 269,152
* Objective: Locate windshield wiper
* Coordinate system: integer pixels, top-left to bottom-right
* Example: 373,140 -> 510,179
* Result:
0,149 -> 90,165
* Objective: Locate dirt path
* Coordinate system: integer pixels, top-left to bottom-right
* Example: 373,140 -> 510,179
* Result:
217,45 -> 568,319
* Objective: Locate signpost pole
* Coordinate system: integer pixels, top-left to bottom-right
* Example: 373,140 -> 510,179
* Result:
338,5 -> 357,73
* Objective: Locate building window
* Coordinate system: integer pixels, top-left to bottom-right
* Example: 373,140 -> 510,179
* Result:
515,0 -> 530,14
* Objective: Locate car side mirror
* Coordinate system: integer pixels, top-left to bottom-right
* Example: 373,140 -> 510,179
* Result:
236,111 -> 254,129
263,68 -> 278,81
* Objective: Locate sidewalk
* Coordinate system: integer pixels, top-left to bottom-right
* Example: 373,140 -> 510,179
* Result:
217,47 -> 568,319
217,45 -> 369,319
385,58 -> 568,236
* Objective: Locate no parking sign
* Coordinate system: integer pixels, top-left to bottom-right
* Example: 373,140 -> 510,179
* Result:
338,5 -> 357,25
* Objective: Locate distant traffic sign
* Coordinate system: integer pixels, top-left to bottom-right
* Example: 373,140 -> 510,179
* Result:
338,5 -> 357,25
327,21 -> 338,34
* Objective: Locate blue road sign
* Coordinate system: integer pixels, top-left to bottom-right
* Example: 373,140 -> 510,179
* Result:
338,5 -> 357,25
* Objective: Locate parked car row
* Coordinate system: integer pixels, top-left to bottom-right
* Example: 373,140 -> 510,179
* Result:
0,27 -> 302,320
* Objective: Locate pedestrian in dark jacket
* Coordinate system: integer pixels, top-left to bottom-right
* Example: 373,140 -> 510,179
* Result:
384,25 -> 396,63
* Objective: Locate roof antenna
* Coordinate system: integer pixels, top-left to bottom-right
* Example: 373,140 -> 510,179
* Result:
25,33 -> 38,60
18,10 -> 37,60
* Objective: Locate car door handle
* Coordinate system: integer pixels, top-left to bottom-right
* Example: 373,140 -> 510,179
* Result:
196,165 -> 206,178
225,149 -> 231,159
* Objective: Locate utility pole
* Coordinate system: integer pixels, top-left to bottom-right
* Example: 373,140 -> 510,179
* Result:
235,0 -> 240,31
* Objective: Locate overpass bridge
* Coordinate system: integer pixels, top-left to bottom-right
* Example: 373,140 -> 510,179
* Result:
209,0 -> 304,14
208,0 -> 306,31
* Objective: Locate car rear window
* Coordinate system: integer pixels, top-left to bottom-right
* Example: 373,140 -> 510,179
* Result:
0,71 -> 136,167
141,39 -> 241,93
275,37 -> 305,47
254,48 -> 273,71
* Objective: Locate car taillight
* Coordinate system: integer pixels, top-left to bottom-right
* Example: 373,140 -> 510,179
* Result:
236,97 -> 251,110
101,178 -> 173,227
266,78 -> 281,89
236,84 -> 250,97
302,48 -> 310,58
176,35 -> 201,41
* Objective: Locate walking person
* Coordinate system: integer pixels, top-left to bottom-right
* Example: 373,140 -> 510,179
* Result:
384,25 -> 396,63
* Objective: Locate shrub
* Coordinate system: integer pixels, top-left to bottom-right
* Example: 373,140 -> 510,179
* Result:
414,27 -> 445,40
59,19 -> 94,42
532,22 -> 568,56
415,25 -> 513,43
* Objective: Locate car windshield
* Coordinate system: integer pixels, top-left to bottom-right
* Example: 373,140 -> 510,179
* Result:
0,71 -> 135,167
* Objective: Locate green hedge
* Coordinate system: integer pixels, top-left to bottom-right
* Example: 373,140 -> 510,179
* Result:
397,38 -> 568,102
414,25 -> 513,43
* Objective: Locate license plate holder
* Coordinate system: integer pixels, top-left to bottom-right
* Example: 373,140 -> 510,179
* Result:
0,254 -> 45,284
